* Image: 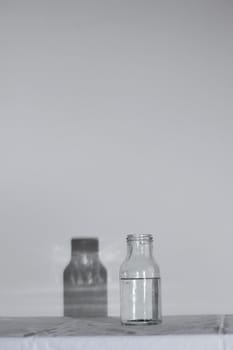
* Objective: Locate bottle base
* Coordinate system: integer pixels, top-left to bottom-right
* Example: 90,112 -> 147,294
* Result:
121,319 -> 162,326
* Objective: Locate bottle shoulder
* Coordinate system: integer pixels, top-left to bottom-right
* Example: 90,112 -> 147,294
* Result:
99,260 -> 107,281
63,259 -> 107,284
64,260 -> 72,273
120,257 -> 160,279
63,260 -> 76,277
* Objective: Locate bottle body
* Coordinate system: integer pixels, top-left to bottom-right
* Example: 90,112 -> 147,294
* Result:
64,238 -> 107,318
120,234 -> 162,325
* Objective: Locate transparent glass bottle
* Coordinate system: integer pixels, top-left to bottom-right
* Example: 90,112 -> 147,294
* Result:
120,234 -> 162,325
64,238 -> 107,317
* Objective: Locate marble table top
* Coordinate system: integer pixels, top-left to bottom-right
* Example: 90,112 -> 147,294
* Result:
0,314 -> 230,336
0,315 -> 233,350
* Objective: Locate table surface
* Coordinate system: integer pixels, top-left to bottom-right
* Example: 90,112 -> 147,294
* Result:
1,315 -> 233,350
0,315 -> 228,336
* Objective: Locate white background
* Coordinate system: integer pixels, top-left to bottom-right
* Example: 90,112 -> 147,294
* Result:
1,0 -> 233,316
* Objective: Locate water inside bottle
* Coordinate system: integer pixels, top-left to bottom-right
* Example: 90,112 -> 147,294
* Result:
120,277 -> 161,324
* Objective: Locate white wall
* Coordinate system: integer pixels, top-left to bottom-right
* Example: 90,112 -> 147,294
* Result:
1,0 -> 233,316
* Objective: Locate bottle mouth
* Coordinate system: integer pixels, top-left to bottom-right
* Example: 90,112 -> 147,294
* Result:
126,234 -> 154,242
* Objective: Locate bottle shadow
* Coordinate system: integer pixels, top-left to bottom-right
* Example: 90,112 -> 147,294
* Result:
63,237 -> 108,318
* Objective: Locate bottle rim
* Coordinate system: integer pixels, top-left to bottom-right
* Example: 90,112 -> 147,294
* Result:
126,234 -> 154,242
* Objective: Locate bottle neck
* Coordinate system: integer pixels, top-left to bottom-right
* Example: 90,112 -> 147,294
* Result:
127,240 -> 153,259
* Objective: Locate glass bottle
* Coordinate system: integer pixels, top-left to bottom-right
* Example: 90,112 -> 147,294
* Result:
120,234 -> 162,325
64,238 -> 107,317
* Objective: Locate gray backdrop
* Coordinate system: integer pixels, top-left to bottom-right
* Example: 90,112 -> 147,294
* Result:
0,0 -> 233,316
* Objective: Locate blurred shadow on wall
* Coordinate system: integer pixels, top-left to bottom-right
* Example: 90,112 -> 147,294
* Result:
63,238 -> 108,317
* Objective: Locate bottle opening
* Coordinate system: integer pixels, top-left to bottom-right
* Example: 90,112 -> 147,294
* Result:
126,234 -> 153,242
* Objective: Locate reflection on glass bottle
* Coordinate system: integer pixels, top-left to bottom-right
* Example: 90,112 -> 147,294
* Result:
64,238 -> 107,317
120,234 -> 162,325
